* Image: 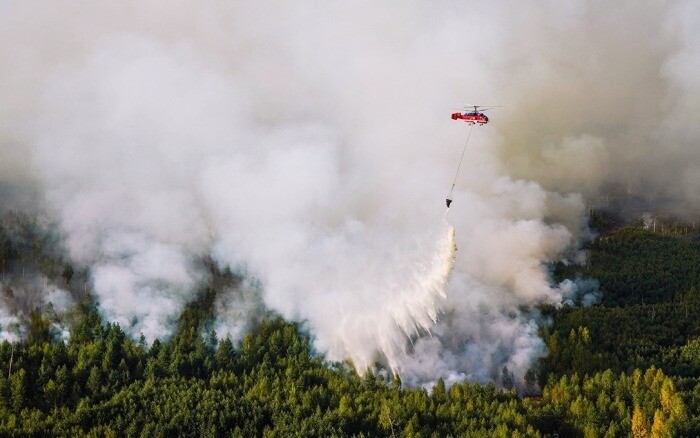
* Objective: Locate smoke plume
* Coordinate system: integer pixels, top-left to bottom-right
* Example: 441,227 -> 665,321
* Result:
1,0 -> 698,386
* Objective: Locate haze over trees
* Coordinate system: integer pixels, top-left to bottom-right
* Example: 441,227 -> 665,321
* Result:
1,212 -> 700,436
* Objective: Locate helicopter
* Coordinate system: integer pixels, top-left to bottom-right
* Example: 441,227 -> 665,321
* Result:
445,104 -> 499,208
450,105 -> 499,125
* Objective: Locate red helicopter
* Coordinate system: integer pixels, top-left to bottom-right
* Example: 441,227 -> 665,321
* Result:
451,105 -> 498,125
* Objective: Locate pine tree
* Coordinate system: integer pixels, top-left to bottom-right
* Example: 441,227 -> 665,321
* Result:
632,406 -> 649,438
87,366 -> 102,395
650,409 -> 669,438
10,368 -> 26,412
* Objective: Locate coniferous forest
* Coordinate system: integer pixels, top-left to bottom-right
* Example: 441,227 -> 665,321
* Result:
1,213 -> 700,436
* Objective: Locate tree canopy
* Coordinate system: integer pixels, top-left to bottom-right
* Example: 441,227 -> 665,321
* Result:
2,214 -> 700,436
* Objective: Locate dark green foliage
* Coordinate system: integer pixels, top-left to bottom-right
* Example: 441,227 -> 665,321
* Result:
539,299 -> 700,379
0,313 -> 540,436
555,226 -> 700,306
1,303 -> 695,436
540,219 -> 700,436
3,211 -> 700,435
529,368 -> 687,437
545,224 -> 700,378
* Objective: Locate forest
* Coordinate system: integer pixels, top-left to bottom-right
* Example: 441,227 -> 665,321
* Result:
1,212 -> 700,437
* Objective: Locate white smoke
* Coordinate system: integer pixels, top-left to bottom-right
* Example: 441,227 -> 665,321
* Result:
0,306 -> 21,342
1,0 -> 698,385
559,277 -> 602,307
212,275 -> 265,344
0,274 -> 74,341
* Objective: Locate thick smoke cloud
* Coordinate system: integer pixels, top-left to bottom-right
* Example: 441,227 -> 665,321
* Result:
1,1 -> 698,385
492,1 -> 700,214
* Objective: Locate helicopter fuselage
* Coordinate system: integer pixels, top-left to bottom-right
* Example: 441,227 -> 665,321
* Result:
451,112 -> 489,125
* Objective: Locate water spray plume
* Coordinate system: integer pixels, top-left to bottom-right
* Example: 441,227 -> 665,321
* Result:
361,220 -> 457,374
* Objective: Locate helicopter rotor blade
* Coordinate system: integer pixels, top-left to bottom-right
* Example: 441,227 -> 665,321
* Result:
455,104 -> 502,112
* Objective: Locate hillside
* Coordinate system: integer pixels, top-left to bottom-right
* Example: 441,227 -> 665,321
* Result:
0,216 -> 699,436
